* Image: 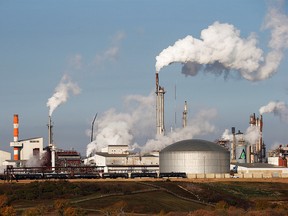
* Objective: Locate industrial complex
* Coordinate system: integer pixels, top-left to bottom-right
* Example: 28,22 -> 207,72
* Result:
0,72 -> 287,180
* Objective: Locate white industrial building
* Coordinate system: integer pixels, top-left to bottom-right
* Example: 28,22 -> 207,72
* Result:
0,150 -> 11,167
86,145 -> 159,173
9,137 -> 44,166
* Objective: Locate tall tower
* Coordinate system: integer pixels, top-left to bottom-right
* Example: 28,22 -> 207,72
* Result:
249,113 -> 264,163
156,73 -> 165,135
182,101 -> 188,128
48,115 -> 53,147
13,114 -> 20,160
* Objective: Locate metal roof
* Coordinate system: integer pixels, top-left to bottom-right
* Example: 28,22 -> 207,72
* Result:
161,139 -> 229,153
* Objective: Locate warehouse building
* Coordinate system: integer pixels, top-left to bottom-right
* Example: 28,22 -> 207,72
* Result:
86,145 -> 159,173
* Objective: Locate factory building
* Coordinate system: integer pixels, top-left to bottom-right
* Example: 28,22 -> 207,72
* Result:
55,150 -> 81,167
8,114 -> 44,167
267,144 -> 288,167
86,145 -> 159,173
9,137 -> 44,162
160,139 -> 230,177
0,150 -> 11,167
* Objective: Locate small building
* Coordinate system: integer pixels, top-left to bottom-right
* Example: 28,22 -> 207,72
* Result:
9,137 -> 44,167
56,150 -> 82,167
0,150 -> 11,167
232,163 -> 288,178
86,145 -> 159,173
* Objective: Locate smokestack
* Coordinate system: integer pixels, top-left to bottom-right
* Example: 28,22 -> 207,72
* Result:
51,144 -> 56,172
156,73 -> 159,92
249,113 -> 256,126
231,127 -> 236,162
155,72 -> 165,135
13,114 -> 20,160
259,114 -> 263,132
48,115 -> 53,147
13,114 -> 19,142
182,101 -> 188,128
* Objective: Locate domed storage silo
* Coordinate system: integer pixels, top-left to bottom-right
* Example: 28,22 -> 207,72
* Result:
160,139 -> 230,174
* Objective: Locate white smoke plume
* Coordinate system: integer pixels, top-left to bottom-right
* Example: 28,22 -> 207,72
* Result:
244,125 -> 261,145
86,92 -> 217,157
155,1 -> 288,81
221,129 -> 232,141
94,31 -> 125,64
259,101 -> 288,122
135,108 -> 217,154
86,92 -> 155,157
220,126 -> 260,145
47,74 -> 81,116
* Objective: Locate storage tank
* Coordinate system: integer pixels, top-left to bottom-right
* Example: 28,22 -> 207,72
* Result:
236,139 -> 247,163
160,139 -> 230,174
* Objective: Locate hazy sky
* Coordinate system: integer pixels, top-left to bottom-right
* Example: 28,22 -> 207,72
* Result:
0,0 -> 287,157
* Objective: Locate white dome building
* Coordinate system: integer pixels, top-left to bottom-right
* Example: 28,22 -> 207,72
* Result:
160,139 -> 230,175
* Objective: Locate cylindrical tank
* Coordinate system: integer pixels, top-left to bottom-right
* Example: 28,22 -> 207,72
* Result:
246,145 -> 251,163
236,145 -> 246,163
160,139 -> 230,174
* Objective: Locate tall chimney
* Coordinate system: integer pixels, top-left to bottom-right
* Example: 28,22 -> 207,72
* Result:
155,72 -> 165,135
13,114 -> 20,160
156,73 -> 159,92
13,114 -> 19,142
48,115 -> 53,147
182,101 -> 188,128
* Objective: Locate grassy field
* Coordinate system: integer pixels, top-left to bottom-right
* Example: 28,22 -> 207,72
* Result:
0,178 -> 287,215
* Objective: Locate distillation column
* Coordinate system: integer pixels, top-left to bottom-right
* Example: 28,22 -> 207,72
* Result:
156,73 -> 165,135
182,101 -> 188,128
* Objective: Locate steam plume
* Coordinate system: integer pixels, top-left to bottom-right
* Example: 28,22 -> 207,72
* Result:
244,125 -> 261,145
86,92 -> 217,157
220,126 -> 260,145
156,1 -> 288,81
86,92 -> 155,156
139,108 -> 217,154
47,74 -> 81,116
259,101 -> 288,122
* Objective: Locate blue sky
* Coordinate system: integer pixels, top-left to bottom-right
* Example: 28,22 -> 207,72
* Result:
0,0 -> 287,156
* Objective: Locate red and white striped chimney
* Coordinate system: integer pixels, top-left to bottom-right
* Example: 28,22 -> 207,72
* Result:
13,114 -> 20,160
13,114 -> 19,142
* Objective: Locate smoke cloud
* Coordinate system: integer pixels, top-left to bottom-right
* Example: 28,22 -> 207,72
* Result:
155,1 -> 288,81
139,108 -> 217,154
94,31 -> 125,64
47,74 -> 81,116
86,92 -> 155,157
244,125 -> 261,145
86,92 -> 217,157
221,129 -> 232,141
259,101 -> 288,122
220,125 -> 260,145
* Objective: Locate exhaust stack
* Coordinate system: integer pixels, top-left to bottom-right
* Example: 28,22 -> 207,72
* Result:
155,72 -> 165,135
48,115 -> 53,147
182,101 -> 188,128
13,114 -> 19,142
13,114 -> 20,160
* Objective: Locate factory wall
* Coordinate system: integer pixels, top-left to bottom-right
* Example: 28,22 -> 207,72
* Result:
141,155 -> 159,165
20,138 -> 44,161
108,145 -> 129,154
0,150 -> 11,166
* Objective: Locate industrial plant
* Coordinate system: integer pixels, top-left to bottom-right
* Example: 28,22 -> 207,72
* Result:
0,71 -> 287,180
